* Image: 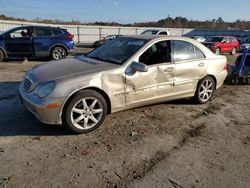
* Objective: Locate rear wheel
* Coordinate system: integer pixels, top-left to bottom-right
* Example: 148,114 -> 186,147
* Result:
231,47 -> 237,55
215,48 -> 221,55
194,76 -> 215,104
62,90 -> 108,134
0,50 -> 4,62
51,46 -> 67,60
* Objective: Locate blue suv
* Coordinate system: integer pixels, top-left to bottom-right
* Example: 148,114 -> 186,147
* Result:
0,26 -> 74,62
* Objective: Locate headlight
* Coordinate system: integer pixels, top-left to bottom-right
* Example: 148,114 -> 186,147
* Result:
33,81 -> 56,98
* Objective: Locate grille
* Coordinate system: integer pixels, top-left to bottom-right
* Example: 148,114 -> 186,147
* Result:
23,78 -> 32,92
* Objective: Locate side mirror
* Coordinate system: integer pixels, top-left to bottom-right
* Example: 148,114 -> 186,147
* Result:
131,61 -> 148,72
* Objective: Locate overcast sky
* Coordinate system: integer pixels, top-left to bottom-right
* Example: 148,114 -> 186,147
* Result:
1,0 -> 249,23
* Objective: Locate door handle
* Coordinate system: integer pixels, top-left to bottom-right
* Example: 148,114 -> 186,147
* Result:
198,62 -> 205,67
164,67 -> 174,72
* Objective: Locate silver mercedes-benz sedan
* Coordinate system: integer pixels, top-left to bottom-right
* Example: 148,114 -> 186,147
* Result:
19,35 -> 228,133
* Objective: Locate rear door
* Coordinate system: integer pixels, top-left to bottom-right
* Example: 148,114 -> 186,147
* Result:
33,27 -> 53,56
170,40 -> 207,94
4,27 -> 33,57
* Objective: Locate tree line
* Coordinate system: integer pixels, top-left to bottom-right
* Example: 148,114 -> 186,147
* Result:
1,14 -> 250,30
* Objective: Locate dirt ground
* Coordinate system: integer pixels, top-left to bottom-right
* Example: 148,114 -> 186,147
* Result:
0,50 -> 249,188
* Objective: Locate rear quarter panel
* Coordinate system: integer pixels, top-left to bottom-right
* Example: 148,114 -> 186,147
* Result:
207,55 -> 227,89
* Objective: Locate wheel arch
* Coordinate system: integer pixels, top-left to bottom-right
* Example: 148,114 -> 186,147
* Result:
49,44 -> 69,56
199,75 -> 217,89
62,87 -> 112,118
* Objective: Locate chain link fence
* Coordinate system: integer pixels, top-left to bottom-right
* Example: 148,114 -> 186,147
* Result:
0,20 -> 249,44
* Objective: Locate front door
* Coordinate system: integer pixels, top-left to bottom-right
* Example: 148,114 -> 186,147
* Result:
125,40 -> 174,105
4,27 -> 33,57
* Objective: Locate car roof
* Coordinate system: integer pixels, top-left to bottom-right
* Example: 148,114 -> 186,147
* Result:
13,25 -> 63,30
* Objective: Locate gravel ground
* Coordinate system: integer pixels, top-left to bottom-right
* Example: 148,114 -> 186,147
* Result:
0,50 -> 249,188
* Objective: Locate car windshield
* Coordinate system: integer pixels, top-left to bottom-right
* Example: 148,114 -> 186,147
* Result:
211,37 -> 224,42
141,30 -> 159,35
86,37 -> 147,65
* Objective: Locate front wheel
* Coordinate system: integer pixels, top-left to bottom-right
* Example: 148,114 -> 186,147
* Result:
62,90 -> 108,134
51,47 -> 67,60
194,77 -> 215,104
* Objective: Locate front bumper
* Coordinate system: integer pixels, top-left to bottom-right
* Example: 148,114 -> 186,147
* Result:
19,82 -> 63,125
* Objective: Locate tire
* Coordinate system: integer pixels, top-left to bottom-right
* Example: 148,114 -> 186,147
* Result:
0,50 -> 4,62
51,46 -> 67,60
194,76 -> 215,104
231,47 -> 237,55
242,77 -> 250,85
215,48 -> 221,55
62,90 -> 108,134
231,76 -> 239,85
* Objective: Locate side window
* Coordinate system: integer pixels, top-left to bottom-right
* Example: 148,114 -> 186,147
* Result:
159,32 -> 167,35
35,28 -> 52,37
229,37 -> 235,43
171,40 -> 195,62
7,28 -> 32,38
53,29 -> 63,36
139,41 -> 170,66
194,46 -> 205,59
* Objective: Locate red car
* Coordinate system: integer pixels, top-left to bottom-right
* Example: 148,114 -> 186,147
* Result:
203,36 -> 239,55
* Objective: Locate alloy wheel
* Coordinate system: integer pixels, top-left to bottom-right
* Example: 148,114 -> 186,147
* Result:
70,97 -> 103,130
198,79 -> 214,102
52,48 -> 66,60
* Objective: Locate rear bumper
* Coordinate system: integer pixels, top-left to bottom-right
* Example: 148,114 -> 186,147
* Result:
216,70 -> 228,89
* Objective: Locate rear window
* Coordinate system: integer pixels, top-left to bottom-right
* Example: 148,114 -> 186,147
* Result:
35,28 -> 52,37
53,29 -> 64,36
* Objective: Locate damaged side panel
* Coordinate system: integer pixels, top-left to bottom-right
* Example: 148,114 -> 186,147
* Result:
125,66 -> 158,105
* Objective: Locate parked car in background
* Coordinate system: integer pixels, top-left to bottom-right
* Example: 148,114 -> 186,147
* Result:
19,35 -> 227,134
190,36 -> 206,42
0,26 -> 74,62
93,35 -> 122,48
203,36 -> 239,55
141,29 -> 170,36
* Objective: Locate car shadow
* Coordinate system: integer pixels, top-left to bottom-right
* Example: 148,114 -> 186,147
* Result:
0,82 -> 71,136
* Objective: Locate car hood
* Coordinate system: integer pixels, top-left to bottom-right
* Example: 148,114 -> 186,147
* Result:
30,56 -> 120,83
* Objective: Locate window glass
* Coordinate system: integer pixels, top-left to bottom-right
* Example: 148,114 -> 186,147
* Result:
35,28 -> 52,37
7,28 -> 32,38
194,46 -> 205,59
171,40 -> 195,62
229,38 -> 235,43
53,29 -> 63,36
139,41 -> 170,65
141,30 -> 159,35
159,32 -> 167,35
86,37 -> 147,65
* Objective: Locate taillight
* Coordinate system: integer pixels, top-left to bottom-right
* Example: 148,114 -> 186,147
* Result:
67,33 -> 74,40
